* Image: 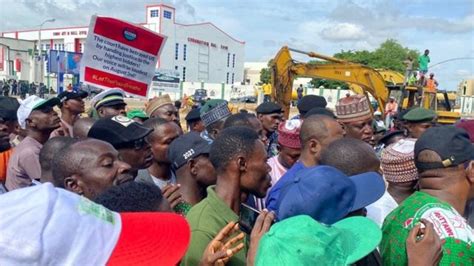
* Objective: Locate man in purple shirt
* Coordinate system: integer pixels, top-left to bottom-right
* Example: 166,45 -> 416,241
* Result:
5,96 -> 60,191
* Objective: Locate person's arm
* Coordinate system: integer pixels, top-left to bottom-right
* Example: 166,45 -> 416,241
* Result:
182,230 -> 214,266
406,219 -> 443,266
247,210 -> 275,266
199,222 -> 245,266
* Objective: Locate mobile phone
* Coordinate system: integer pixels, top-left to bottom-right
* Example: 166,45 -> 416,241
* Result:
239,203 -> 261,235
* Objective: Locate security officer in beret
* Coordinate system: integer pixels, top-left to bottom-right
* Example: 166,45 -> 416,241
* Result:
256,102 -> 282,157
296,95 -> 327,119
403,107 -> 437,139
185,108 -> 205,133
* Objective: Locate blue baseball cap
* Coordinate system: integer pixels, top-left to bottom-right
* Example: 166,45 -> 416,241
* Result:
277,165 -> 385,224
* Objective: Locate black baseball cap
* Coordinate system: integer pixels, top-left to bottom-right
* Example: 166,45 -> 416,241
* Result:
58,90 -> 88,106
256,102 -> 282,115
167,131 -> 211,170
88,115 -> 153,149
297,95 -> 327,114
0,96 -> 20,121
415,126 -> 474,171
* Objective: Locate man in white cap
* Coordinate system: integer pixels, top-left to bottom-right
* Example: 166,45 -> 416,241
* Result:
5,95 -> 61,190
90,88 -> 127,118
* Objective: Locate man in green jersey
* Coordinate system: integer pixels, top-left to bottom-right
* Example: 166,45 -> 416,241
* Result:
381,126 -> 474,265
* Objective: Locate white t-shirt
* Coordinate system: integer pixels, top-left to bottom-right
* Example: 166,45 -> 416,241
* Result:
366,190 -> 398,227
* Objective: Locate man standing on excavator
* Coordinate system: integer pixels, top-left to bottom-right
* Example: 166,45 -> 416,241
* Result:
335,95 -> 374,146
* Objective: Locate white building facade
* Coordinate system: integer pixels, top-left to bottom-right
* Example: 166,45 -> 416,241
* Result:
1,3 -> 245,85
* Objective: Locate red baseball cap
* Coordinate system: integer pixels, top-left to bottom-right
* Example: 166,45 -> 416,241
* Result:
0,183 -> 190,265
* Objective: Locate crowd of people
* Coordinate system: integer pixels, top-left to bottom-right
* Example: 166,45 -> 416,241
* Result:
0,87 -> 473,265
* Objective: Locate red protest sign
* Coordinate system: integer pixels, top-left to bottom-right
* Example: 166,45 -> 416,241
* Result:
80,15 -> 167,97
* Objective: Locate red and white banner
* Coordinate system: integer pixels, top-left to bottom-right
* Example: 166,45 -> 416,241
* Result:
80,16 -> 167,97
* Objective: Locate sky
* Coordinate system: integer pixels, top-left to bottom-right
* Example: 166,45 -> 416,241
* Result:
1,0 -> 473,90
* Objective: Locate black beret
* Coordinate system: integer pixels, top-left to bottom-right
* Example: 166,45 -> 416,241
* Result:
0,96 -> 20,121
297,95 -> 327,114
256,102 -> 282,114
185,108 -> 201,122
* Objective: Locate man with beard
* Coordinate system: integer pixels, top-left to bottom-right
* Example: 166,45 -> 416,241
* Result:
0,96 -> 20,191
335,95 -> 374,145
51,90 -> 88,137
90,88 -> 127,118
183,127 -> 272,266
51,138 -> 134,199
88,115 -> 154,178
6,96 -> 61,190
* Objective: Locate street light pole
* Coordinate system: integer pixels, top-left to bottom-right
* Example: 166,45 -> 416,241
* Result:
38,18 -> 55,84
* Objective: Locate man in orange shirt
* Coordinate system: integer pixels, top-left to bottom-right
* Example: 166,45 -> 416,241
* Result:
0,96 -> 20,191
425,73 -> 439,109
384,97 -> 398,129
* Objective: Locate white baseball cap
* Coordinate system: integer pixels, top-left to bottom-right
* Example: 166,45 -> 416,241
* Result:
17,95 -> 60,129
0,183 -> 190,265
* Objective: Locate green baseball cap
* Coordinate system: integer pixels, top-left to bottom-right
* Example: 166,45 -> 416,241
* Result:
256,215 -> 381,266
126,109 -> 149,120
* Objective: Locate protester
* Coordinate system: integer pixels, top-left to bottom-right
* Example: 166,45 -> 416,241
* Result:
456,119 -> 474,142
72,117 -> 96,138
51,138 -> 134,199
296,95 -> 327,119
88,115 -> 154,178
94,181 -> 171,212
277,165 -> 384,223
90,88 -> 127,118
137,117 -> 181,188
52,90 -> 88,137
126,108 -> 149,124
366,138 -> 418,227
302,107 -> 336,119
418,49 -> 430,75
223,112 -> 268,145
200,99 -> 232,143
256,215 -> 382,265
183,127 -> 273,266
403,107 -> 436,138
267,119 -> 301,192
373,111 -> 385,128
0,96 -> 20,187
256,102 -> 283,157
381,126 -> 474,265
39,137 -> 78,184
335,94 -> 374,145
185,107 -> 205,133
266,114 -> 345,211
145,94 -> 179,125
384,97 -> 398,127
403,56 -> 414,85
0,183 -> 190,265
5,96 -> 60,191
167,132 -> 216,206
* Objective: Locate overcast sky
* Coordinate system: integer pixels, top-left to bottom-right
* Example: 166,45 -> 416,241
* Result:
1,0 -> 473,90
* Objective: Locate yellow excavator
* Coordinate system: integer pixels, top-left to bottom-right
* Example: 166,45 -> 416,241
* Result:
271,46 -> 460,124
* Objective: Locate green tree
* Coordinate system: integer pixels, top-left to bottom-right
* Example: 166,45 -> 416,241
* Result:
259,59 -> 273,85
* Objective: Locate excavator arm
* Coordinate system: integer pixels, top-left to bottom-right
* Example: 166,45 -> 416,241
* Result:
271,46 -> 389,118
